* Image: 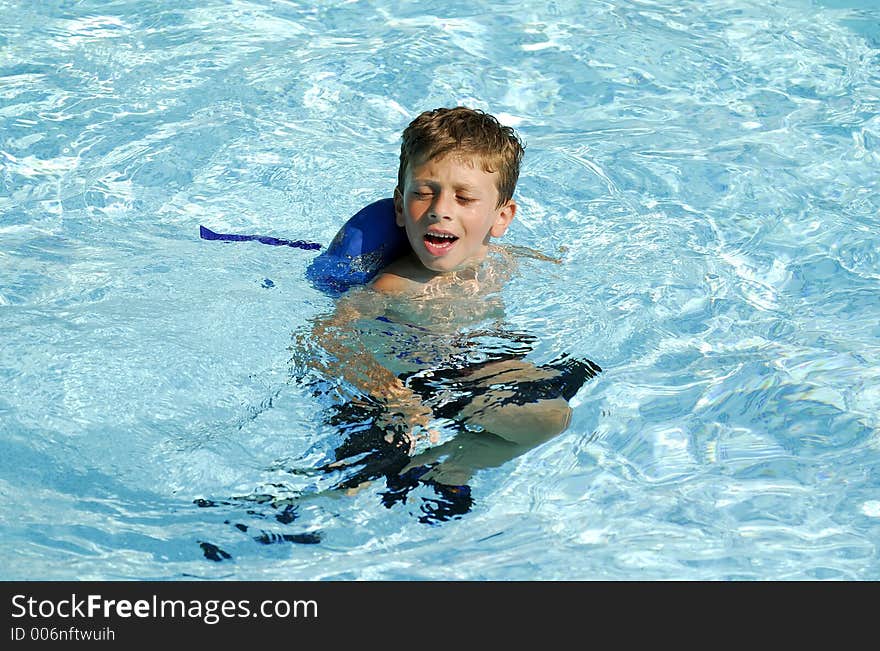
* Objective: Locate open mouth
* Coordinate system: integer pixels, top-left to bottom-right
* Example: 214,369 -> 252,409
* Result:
423,231 -> 459,255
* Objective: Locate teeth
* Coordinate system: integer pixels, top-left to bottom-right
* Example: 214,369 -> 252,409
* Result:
428,232 -> 456,240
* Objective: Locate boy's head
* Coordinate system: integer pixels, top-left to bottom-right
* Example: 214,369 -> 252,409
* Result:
392,107 -> 525,274
396,107 -> 524,208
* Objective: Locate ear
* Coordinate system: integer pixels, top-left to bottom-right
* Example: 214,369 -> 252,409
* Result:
393,188 -> 405,228
490,199 -> 516,238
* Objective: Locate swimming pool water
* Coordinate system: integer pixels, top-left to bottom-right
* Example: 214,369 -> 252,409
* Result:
1,0 -> 879,580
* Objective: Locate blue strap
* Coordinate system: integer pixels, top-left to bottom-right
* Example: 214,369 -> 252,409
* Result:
199,225 -> 321,251
199,198 -> 408,295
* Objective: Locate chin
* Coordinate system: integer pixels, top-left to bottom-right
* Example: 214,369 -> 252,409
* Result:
422,259 -> 456,273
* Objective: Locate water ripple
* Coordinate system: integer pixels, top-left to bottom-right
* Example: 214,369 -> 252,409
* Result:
2,0 -> 879,579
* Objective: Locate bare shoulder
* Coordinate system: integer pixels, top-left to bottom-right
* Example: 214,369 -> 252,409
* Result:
369,255 -> 432,295
370,270 -> 417,294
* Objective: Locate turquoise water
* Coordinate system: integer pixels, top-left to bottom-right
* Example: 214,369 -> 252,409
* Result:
1,0 -> 879,580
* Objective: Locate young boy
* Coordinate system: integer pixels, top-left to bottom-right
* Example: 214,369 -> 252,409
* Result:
304,107 -> 600,520
194,108 -> 600,557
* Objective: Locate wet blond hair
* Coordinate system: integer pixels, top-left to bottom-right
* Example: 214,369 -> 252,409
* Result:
397,107 -> 524,208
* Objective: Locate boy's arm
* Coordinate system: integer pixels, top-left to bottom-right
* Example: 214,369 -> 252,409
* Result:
303,288 -> 433,442
500,244 -> 562,264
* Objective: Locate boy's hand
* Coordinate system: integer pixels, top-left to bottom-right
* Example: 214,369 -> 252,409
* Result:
374,380 -> 440,452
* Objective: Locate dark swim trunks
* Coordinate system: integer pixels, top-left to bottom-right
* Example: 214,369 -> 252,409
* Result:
320,349 -> 602,522
401,353 -> 602,420
193,334 -> 602,562
191,333 -> 603,558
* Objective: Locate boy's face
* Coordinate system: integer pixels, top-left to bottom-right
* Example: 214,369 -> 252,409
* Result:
394,153 -> 516,274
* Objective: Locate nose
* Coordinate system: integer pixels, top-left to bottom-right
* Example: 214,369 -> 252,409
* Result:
428,190 -> 455,221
